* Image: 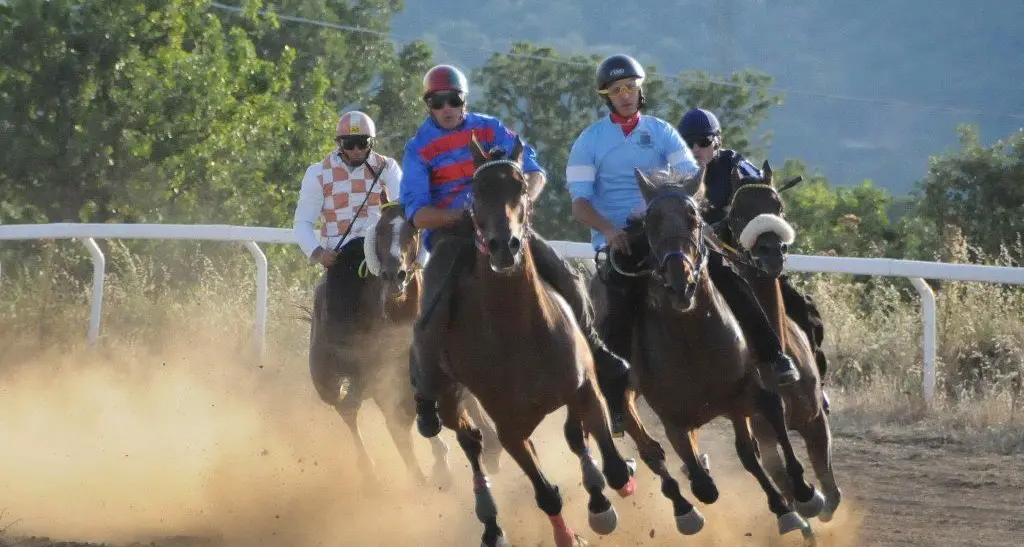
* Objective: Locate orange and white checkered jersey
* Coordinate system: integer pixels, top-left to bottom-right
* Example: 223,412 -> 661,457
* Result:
293,150 -> 403,258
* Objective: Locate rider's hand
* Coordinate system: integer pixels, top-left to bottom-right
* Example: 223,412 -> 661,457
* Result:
312,247 -> 338,267
603,228 -> 631,255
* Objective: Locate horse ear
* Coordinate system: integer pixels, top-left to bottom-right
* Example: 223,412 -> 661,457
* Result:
469,131 -> 489,165
380,187 -> 390,204
731,165 -> 743,194
509,135 -> 524,165
762,159 -> 774,187
634,168 -> 658,201
683,166 -> 707,201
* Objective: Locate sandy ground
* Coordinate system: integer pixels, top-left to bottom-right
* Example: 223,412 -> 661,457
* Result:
0,339 -> 1020,547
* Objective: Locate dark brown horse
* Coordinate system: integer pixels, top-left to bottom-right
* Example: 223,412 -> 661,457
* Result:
308,199 -> 498,491
726,161 -> 841,521
433,136 -> 636,547
594,168 -> 826,541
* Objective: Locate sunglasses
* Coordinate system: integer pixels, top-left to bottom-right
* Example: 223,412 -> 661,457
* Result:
598,80 -> 641,98
425,92 -> 466,110
337,136 -> 373,150
686,135 -> 715,149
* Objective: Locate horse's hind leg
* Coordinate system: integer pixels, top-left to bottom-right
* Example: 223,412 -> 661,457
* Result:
438,390 -> 507,547
383,399 -> 433,488
756,389 -> 826,519
502,431 -> 586,547
576,378 -> 636,496
564,409 -> 617,536
465,393 -> 502,474
801,412 -> 842,521
729,415 -> 811,538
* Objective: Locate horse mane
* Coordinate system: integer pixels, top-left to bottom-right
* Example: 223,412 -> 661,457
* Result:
730,183 -> 781,208
362,212 -> 383,276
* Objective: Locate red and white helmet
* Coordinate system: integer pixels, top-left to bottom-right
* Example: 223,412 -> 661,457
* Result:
335,111 -> 376,138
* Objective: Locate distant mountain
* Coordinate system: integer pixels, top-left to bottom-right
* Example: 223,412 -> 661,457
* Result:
392,0 -> 1024,195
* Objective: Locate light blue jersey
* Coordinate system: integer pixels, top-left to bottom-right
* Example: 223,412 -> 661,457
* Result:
566,115 -> 699,250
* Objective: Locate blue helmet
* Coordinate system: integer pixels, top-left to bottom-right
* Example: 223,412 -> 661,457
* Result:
677,108 -> 721,138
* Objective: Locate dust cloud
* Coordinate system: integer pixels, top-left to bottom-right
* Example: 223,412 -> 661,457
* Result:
0,329 -> 863,546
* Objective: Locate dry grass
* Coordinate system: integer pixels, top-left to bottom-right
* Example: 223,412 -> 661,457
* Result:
1,238 -> 1022,454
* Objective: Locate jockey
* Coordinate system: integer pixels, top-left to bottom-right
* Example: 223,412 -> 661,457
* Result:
293,110 -> 403,268
400,64 -> 633,438
678,108 -> 830,406
568,55 -> 802,390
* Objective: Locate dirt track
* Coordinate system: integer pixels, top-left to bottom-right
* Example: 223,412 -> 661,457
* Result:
0,346 -> 1021,547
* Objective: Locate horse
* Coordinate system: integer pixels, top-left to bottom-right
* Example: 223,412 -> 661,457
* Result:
429,135 -> 637,547
307,197 -> 498,492
725,160 -> 842,521
592,167 -> 826,540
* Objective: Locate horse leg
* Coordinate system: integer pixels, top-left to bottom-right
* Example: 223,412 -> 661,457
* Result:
621,392 -> 704,534
564,406 -> 617,536
729,415 -> 812,538
438,390 -> 507,547
800,412 -> 842,522
752,415 -> 795,501
383,398 -> 431,487
664,427 -> 719,505
337,401 -> 380,493
501,431 -> 586,547
756,389 -> 826,519
465,393 -> 502,474
576,378 -> 635,495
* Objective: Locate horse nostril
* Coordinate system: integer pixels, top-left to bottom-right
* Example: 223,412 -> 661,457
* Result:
397,270 -> 407,283
486,238 -> 502,254
508,236 -> 521,255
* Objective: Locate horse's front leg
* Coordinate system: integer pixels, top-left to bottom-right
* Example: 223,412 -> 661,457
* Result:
501,429 -> 587,547
756,388 -> 826,519
438,388 -> 507,547
799,411 -> 842,522
337,401 -> 380,493
622,400 -> 704,536
729,414 -> 812,538
464,392 -> 502,474
664,427 -> 719,505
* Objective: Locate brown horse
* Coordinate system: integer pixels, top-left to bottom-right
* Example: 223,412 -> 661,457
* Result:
308,199 -> 498,492
594,168 -> 825,540
726,161 -> 842,521
431,135 -> 636,547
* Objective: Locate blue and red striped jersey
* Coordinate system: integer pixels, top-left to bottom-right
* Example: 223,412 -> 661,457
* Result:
399,112 -> 544,250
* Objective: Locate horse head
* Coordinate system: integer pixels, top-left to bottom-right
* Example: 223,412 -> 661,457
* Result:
363,195 -> 421,304
468,133 -> 531,274
727,160 -> 795,277
635,166 -> 709,313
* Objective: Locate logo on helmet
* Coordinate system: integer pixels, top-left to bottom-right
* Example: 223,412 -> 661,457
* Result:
351,125 -> 361,133
610,68 -> 625,76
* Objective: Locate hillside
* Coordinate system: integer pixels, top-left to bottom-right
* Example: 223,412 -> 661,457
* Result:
393,0 -> 1024,195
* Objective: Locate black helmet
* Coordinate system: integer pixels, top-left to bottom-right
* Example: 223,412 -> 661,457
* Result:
595,54 -> 646,90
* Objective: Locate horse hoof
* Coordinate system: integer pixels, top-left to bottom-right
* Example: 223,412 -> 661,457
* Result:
553,527 -> 581,547
777,511 -> 809,535
432,465 -> 453,491
680,453 -> 709,479
691,478 -> 719,504
795,489 -> 826,519
588,505 -> 618,535
484,531 -> 511,547
675,507 -> 705,535
615,476 -> 637,498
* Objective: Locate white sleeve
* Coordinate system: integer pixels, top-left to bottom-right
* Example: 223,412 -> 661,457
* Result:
381,157 -> 403,201
292,165 -> 324,259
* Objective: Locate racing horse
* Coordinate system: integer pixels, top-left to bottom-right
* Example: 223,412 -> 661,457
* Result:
596,167 -> 825,540
427,135 -> 637,547
307,197 -> 498,492
724,161 -> 841,521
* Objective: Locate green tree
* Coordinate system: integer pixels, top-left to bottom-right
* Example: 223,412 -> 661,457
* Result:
915,124 -> 1024,261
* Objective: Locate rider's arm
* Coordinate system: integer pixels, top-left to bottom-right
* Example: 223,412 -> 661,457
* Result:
566,132 -> 617,233
293,164 -> 326,260
400,139 -> 466,230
